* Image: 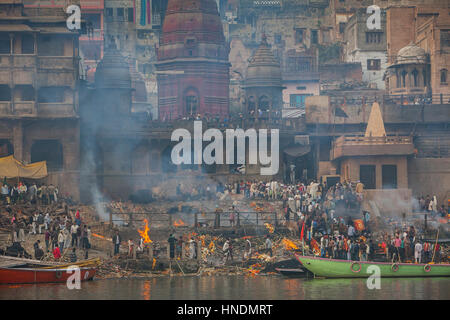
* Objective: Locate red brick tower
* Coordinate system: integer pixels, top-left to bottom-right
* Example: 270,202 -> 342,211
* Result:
156,0 -> 230,120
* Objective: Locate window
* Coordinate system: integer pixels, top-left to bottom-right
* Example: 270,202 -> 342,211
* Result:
401,70 -> 407,87
185,95 -> 198,115
0,33 -> 10,54
339,23 -> 346,34
295,29 -> 304,44
21,34 -> 34,54
259,96 -> 270,112
367,59 -> 381,70
0,85 -> 11,101
127,8 -> 134,22
441,69 -> 448,84
117,8 -> 124,21
382,165 -> 397,189
440,30 -> 450,47
311,30 -> 318,45
412,69 -> 419,87
286,56 -> 311,72
16,85 -> 34,101
0,140 -> 13,157
105,8 -> 113,22
248,96 -> 256,114
290,94 -> 312,108
31,140 -> 63,171
366,32 -> 382,44
360,165 -> 376,190
38,87 -> 65,103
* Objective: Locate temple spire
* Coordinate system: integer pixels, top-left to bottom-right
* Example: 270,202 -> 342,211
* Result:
365,102 -> 386,137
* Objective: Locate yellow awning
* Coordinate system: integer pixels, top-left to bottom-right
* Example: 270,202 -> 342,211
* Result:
0,155 -> 47,179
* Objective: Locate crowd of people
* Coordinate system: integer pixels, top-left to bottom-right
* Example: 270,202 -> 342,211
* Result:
1,181 -> 59,205
416,195 -> 447,217
9,208 -> 91,262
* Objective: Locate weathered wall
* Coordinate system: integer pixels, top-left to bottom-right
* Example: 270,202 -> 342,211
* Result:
408,158 -> 450,206
339,155 -> 408,189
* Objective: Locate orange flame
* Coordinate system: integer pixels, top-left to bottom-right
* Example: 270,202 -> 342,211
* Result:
264,223 -> 274,234
138,219 -> 152,244
173,219 -> 186,227
282,238 -> 298,250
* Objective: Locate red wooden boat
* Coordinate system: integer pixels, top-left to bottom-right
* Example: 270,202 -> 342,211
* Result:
0,266 -> 97,285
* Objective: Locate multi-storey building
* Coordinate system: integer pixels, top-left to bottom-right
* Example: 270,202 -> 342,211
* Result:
343,8 -> 387,89
0,0 -> 82,198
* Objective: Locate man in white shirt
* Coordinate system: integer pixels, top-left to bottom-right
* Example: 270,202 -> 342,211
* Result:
70,223 -> 79,247
414,241 -> 423,263
348,225 -> 355,239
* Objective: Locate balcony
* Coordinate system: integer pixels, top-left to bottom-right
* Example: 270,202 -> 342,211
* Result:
0,102 -> 11,115
14,102 -> 35,116
38,103 -> 77,118
38,56 -> 74,70
331,135 -> 414,160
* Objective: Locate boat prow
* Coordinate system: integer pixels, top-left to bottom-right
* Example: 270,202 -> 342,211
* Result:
294,254 -> 450,278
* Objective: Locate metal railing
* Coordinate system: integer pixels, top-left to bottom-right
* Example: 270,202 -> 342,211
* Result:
110,211 -> 280,228
330,93 -> 450,107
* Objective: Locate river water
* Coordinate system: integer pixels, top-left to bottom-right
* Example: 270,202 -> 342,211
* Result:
1,276 -> 449,300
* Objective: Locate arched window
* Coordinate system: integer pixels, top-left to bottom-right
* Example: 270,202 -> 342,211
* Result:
31,140 -> 63,171
401,70 -> 407,88
184,87 -> 199,116
396,70 -> 401,88
248,96 -> 256,114
441,69 -> 448,84
412,69 -> 419,87
258,95 -> 270,111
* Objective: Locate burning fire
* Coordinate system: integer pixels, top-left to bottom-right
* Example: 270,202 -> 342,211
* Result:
173,219 -> 186,227
282,238 -> 298,250
264,223 -> 274,234
138,219 -> 152,244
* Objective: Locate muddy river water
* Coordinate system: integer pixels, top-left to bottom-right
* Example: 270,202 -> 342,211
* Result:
0,276 -> 449,300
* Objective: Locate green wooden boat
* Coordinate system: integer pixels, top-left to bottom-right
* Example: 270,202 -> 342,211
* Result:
295,254 -> 450,278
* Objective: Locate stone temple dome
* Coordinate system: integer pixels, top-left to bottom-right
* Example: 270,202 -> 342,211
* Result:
395,42 -> 428,65
95,43 -> 131,90
245,34 -> 283,88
